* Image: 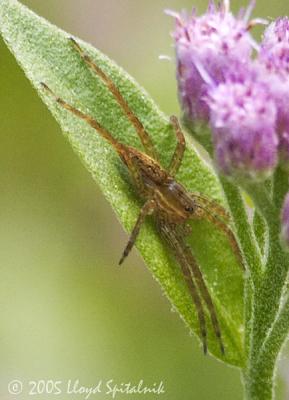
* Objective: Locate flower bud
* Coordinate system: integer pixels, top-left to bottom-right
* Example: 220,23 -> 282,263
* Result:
259,17 -> 289,167
260,17 -> 289,75
170,1 -> 255,123
207,68 -> 278,180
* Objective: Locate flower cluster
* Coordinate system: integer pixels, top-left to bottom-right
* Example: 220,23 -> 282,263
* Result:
170,0 -> 289,180
207,67 -> 278,179
168,1 -> 254,123
259,17 -> 289,167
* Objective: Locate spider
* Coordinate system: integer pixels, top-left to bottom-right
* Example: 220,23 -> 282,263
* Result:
41,37 -> 244,355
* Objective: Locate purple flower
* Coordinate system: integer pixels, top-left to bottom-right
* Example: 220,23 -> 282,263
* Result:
281,193 -> 289,249
259,18 -> 289,167
169,0 -> 256,123
260,17 -> 289,75
207,67 -> 279,180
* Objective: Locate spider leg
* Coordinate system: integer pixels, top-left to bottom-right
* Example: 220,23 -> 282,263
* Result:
159,223 -> 208,354
194,203 -> 245,271
40,82 -> 123,152
41,83 -> 148,195
69,37 -> 158,160
180,238 -> 225,354
191,192 -> 231,224
168,116 -> 186,177
119,199 -> 156,265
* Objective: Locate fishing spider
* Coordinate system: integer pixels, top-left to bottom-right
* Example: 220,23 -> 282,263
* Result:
41,38 -> 244,355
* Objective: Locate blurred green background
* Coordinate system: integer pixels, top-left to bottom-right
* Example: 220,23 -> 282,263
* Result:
1,0 -> 289,399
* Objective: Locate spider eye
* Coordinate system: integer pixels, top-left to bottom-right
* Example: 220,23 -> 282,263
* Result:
185,206 -> 194,213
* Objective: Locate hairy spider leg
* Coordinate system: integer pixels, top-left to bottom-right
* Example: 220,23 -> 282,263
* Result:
69,37 -> 158,160
207,212 -> 245,271
168,116 -> 186,177
194,202 -> 245,271
70,37 -> 187,178
40,82 -> 147,194
159,223 -> 208,354
40,83 -> 161,264
181,238 -> 225,354
40,83 -> 120,148
119,199 -> 156,265
191,193 -> 231,224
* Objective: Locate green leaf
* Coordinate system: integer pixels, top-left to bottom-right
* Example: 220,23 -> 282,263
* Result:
0,0 -> 245,366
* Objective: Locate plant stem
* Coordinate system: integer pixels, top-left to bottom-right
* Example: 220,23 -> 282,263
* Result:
253,211 -> 267,257
242,174 -> 289,400
244,182 -> 289,352
259,294 -> 289,369
220,178 -> 263,287
242,361 -> 275,400
273,166 -> 288,211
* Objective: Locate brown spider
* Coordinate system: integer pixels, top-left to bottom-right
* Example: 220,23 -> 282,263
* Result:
41,37 -> 244,355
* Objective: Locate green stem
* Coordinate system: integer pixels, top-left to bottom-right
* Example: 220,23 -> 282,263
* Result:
242,361 -> 275,400
244,275 -> 254,360
273,166 -> 288,211
253,211 -> 267,257
241,175 -> 289,400
243,299 -> 285,400
243,182 -> 289,353
259,293 -> 289,369
220,178 -> 263,287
